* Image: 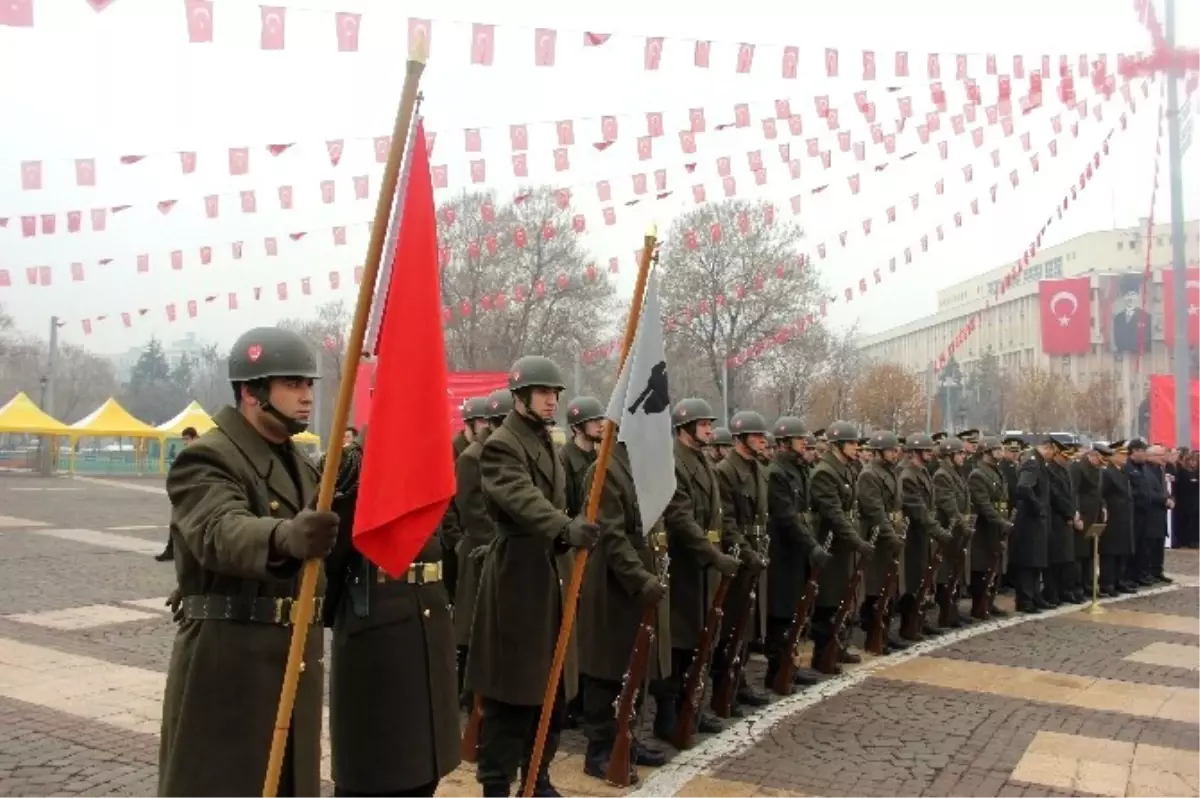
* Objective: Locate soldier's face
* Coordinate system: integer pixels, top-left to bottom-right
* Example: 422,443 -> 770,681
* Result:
268,378 -> 314,423
743,433 -> 767,454
789,438 -> 806,456
527,387 -> 559,421
471,419 -> 490,437
692,419 -> 714,443
582,419 -> 605,441
1111,452 -> 1128,468
964,441 -> 977,454
920,451 -> 935,464
883,448 -> 901,464
953,452 -> 966,466
710,445 -> 729,461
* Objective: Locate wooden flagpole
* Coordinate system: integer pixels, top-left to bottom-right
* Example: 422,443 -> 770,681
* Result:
522,226 -> 659,798
261,40 -> 428,798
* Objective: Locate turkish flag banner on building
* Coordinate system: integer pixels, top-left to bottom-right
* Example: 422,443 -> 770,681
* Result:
1163,267 -> 1200,348
1039,276 -> 1092,354
1149,374 -> 1199,448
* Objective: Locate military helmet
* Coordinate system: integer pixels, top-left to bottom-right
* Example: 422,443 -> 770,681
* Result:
905,433 -> 937,451
939,437 -> 966,456
462,396 -> 490,421
980,435 -> 1003,451
773,416 -> 808,439
710,426 -> 734,446
729,410 -> 768,436
566,395 -> 606,426
866,430 -> 901,450
228,327 -> 320,382
672,397 -> 717,428
825,420 -> 859,443
508,355 -> 566,391
484,389 -> 513,420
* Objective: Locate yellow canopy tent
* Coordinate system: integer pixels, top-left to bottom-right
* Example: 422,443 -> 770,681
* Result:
0,392 -> 71,435
293,430 -> 321,446
157,401 -> 215,437
68,398 -> 163,473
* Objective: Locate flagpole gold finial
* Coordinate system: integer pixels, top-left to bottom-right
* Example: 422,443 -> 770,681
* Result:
645,223 -> 658,239
409,31 -> 430,65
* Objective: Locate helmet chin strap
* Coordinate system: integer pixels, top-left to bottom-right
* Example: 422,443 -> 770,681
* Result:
249,384 -> 308,436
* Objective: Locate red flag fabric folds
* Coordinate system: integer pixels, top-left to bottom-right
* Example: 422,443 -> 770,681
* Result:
1163,267 -> 1200,349
1039,276 -> 1092,355
352,122 -> 455,578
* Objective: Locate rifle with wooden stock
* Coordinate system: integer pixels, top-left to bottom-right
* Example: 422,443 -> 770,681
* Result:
900,528 -> 946,640
771,530 -> 832,695
710,537 -> 764,719
972,502 -> 1010,619
671,572 -> 731,750
864,519 -> 906,655
460,694 -> 483,763
938,518 -> 973,628
815,526 -> 879,674
605,543 -> 670,788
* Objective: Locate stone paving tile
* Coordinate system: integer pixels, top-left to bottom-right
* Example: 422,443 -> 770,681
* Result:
0,477 -> 169,534
1118,585 -> 1199,618
1165,548 -> 1199,577
706,680 -> 1196,798
934,615 -> 1200,688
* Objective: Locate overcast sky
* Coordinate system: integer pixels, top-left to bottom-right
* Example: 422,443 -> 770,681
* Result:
1,0 -> 1196,357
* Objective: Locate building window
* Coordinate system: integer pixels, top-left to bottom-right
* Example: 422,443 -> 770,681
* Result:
1117,241 -> 1124,250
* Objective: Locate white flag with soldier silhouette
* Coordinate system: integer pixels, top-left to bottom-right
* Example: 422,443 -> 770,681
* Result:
605,269 -> 674,534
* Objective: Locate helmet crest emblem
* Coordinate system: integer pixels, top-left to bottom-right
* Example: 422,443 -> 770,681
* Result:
247,345 -> 262,362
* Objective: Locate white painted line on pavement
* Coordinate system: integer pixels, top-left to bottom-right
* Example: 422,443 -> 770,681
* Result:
70,475 -> 166,495
4,604 -> 162,630
0,515 -> 49,528
120,598 -> 173,614
8,487 -> 83,492
0,636 -> 334,782
108,525 -> 166,531
33,527 -> 162,555
631,581 -> 1195,798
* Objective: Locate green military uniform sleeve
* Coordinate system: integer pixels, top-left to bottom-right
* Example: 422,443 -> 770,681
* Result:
166,442 -> 290,580
454,450 -> 493,546
480,433 -> 571,539
589,468 -> 656,597
856,469 -> 896,539
715,464 -> 749,549
663,462 -> 722,567
968,469 -> 1008,527
810,464 -> 863,546
901,470 -> 940,531
766,465 -> 817,548
933,469 -> 966,528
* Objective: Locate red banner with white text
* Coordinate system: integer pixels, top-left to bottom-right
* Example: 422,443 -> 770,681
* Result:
1149,374 -> 1199,448
1163,267 -> 1200,349
1039,276 -> 1093,354
353,365 -> 508,430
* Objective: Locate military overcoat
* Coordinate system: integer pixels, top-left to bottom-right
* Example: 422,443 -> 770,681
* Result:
967,460 -> 1010,575
809,450 -> 863,609
662,440 -> 725,650
1069,459 -> 1104,556
1099,464 -> 1135,557
1009,451 -> 1051,569
715,452 -> 769,638
559,440 -> 596,518
1046,460 -> 1077,565
766,451 -> 820,618
900,462 -> 941,594
578,443 -> 672,682
466,410 -> 579,705
159,406 -> 324,798
933,460 -> 972,581
857,460 -> 907,596
453,429 -> 493,648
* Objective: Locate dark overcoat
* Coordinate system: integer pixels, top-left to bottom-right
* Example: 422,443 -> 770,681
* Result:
857,460 -> 906,596
559,440 -> 596,518
466,410 -> 579,706
159,406 -> 324,798
967,460 -> 1011,574
809,451 -> 862,609
933,460 -> 972,581
453,429 -> 493,648
1009,451 -> 1051,569
766,450 -> 820,618
1069,458 -> 1104,556
662,440 -> 726,650
1046,460 -> 1076,565
715,452 -> 769,638
900,461 -> 941,594
1100,464 -> 1136,557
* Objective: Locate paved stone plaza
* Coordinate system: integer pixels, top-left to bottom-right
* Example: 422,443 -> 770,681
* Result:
0,471 -> 1196,797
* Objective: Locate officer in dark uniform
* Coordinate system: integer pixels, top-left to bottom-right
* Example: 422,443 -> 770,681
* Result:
808,421 -> 874,674
957,429 -> 981,479
467,356 -> 599,798
707,426 -> 733,464
1010,435 -> 1055,613
325,431 -> 461,796
932,437 -> 973,627
454,390 -> 512,706
1100,442 -> 1137,595
713,410 -> 771,713
997,434 -> 1024,594
561,396 -> 605,517
1069,441 -> 1105,603
857,430 -> 910,654
897,433 -> 952,641
1044,433 -> 1080,606
764,417 -> 828,690
659,398 -> 740,739
160,327 -> 337,797
966,436 -> 1013,620
444,397 -> 490,603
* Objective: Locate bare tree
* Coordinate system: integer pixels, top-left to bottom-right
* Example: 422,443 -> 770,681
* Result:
658,199 -> 821,409
190,343 -> 231,412
53,344 -> 120,423
851,362 -> 928,433
802,328 -> 863,429
1073,372 -> 1124,440
745,325 -> 833,420
438,188 -> 619,372
1011,367 -> 1073,432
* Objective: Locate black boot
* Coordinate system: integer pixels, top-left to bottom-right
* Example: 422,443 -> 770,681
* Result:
634,739 -> 667,767
583,741 -> 638,785
697,713 -> 723,733
154,544 -> 174,562
518,770 -> 560,798
652,696 -> 677,743
481,782 -> 510,798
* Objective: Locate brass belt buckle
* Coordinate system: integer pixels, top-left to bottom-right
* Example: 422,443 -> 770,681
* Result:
273,597 -> 286,625
706,529 -> 721,544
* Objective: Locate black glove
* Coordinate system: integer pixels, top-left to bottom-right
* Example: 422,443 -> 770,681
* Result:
854,537 -> 876,558
565,516 -> 600,549
273,509 -> 340,560
469,544 -> 490,563
738,547 -> 765,570
166,589 -> 184,623
883,534 -> 905,555
713,553 -> 740,578
931,524 -> 954,544
808,545 -> 833,569
639,577 -> 668,605
956,519 -> 974,539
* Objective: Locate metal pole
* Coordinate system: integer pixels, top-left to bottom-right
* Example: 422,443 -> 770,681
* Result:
925,365 -> 934,433
41,315 -> 59,475
1165,0 -> 1192,450
721,357 -> 729,426
943,379 -> 952,433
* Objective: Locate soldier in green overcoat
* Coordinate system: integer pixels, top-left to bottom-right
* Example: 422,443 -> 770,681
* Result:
713,410 -> 772,713
159,327 -> 337,797
657,398 -> 740,738
856,430 -> 911,654
966,436 -> 1013,620
897,434 -> 953,641
442,397 -> 487,602
466,356 -> 599,798
932,437 -> 973,627
707,426 -> 733,464
577,439 -> 671,784
454,390 -> 511,705
808,421 -> 875,674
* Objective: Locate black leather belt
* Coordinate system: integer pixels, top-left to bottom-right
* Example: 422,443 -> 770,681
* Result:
181,595 -> 323,626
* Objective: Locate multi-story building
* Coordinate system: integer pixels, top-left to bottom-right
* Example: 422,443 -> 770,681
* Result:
857,219 -> 1199,432
107,332 -> 211,384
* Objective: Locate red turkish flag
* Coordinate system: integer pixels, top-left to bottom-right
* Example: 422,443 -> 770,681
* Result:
825,48 -> 839,77
781,46 -> 799,78
1163,267 -> 1200,348
1039,277 -> 1092,354
471,23 -> 494,65
334,11 -> 360,51
200,246 -> 212,265
694,40 -> 710,67
643,37 -> 663,70
736,43 -> 755,73
354,176 -> 369,199
71,262 -> 85,282
260,6 -> 285,49
183,0 -> 213,42
20,161 -> 41,191
90,208 -> 107,231
534,28 -> 556,66
75,158 -> 96,186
